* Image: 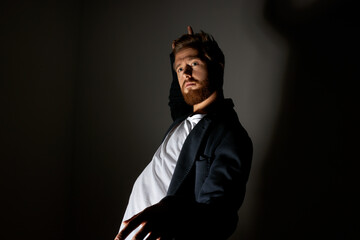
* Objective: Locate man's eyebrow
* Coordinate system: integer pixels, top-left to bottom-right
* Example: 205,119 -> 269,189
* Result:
173,55 -> 201,70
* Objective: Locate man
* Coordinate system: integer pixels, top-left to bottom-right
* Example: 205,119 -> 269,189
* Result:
115,26 -> 252,240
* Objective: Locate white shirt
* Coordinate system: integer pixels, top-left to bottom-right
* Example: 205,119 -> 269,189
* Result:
119,114 -> 206,239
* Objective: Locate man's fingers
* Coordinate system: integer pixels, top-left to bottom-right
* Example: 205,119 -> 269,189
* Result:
145,233 -> 160,240
114,232 -> 124,240
188,26 -> 194,35
123,212 -> 139,224
133,222 -> 151,240
172,26 -> 194,49
117,214 -> 143,240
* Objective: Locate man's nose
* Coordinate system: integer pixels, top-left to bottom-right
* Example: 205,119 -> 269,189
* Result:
183,65 -> 192,78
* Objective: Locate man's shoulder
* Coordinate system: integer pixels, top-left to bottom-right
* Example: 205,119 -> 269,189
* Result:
205,99 -> 250,140
206,98 -> 240,124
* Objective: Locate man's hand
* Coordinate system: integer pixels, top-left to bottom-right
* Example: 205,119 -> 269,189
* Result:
114,199 -> 178,240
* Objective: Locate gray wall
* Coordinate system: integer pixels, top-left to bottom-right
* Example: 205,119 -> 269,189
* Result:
1,0 -> 358,239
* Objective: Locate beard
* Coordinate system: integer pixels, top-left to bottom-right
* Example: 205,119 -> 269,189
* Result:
181,79 -> 214,106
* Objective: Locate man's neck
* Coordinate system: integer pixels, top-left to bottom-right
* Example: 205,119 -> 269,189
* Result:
193,91 -> 219,114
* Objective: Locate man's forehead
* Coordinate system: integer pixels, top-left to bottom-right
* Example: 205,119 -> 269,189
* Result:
175,54 -> 200,62
174,48 -> 200,61
174,48 -> 201,69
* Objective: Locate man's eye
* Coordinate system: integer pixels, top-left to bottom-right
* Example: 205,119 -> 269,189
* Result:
191,62 -> 198,66
177,67 -> 183,73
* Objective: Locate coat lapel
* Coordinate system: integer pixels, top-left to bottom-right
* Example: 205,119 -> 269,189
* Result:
167,117 -> 212,196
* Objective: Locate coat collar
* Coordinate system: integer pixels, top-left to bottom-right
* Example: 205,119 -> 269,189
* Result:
167,116 -> 212,196
166,98 -> 235,195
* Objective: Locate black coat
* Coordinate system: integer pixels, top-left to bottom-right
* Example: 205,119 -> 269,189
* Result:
163,55 -> 253,239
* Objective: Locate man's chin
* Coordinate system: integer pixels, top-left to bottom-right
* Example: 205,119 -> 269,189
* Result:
182,89 -> 212,106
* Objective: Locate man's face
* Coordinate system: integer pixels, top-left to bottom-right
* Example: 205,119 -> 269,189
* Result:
174,48 -> 213,106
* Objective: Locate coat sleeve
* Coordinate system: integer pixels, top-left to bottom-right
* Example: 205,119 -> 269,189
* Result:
197,124 -> 253,208
195,124 -> 252,238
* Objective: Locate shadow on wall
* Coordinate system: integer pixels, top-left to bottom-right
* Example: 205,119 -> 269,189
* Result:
254,0 -> 359,239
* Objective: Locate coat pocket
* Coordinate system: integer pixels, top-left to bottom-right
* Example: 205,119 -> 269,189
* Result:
195,154 -> 212,194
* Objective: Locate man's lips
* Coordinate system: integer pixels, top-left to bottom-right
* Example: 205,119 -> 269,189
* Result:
185,82 -> 196,88
183,80 -> 197,88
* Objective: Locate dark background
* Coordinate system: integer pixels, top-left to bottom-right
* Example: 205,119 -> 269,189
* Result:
1,0 -> 358,239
